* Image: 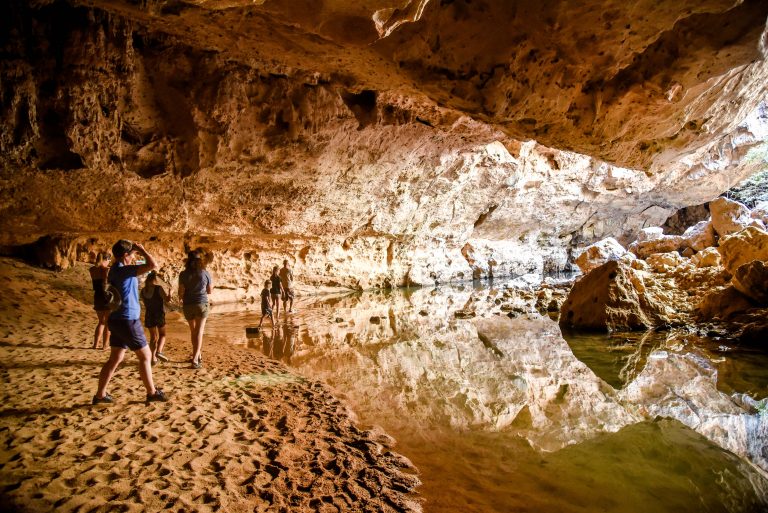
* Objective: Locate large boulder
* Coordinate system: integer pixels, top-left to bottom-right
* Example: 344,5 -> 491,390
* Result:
574,238 -> 630,274
646,252 -> 685,273
681,220 -> 716,252
629,235 -> 685,259
732,260 -> 768,305
709,198 -> 763,238
691,247 -> 721,268
717,227 -> 768,276
696,286 -> 756,321
559,261 -> 673,331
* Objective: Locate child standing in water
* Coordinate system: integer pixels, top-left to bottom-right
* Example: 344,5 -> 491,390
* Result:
258,279 -> 274,329
142,271 -> 170,365
89,251 -> 112,350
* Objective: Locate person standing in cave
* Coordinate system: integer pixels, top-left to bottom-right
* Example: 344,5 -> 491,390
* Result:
141,271 -> 170,365
93,240 -> 167,404
269,265 -> 285,320
279,259 -> 295,315
178,250 -> 212,369
89,251 -> 112,350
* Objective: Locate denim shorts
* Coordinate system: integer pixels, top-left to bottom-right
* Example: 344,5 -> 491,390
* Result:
183,303 -> 209,321
108,319 -> 148,351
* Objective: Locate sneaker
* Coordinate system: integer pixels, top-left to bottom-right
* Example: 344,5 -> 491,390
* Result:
92,394 -> 113,405
192,360 -> 202,369
156,352 -> 169,362
146,389 -> 168,403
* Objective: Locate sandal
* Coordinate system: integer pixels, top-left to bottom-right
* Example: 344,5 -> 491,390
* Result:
146,389 -> 168,403
92,393 -> 114,405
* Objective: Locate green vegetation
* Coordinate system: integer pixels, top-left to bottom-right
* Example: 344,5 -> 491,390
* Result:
723,143 -> 768,208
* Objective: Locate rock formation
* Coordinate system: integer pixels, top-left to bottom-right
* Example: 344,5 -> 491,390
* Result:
561,196 -> 768,338
1,0 -> 768,296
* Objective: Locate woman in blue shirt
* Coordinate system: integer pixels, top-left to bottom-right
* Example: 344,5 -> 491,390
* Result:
178,250 -> 213,369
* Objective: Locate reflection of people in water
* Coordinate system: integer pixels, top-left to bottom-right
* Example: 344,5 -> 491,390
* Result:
261,324 -> 275,359
282,322 -> 295,364
260,322 -> 296,363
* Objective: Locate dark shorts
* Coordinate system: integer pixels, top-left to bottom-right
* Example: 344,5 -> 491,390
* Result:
261,305 -> 273,316
108,319 -> 148,351
93,292 -> 110,312
145,311 -> 166,328
183,303 -> 209,321
282,288 -> 294,301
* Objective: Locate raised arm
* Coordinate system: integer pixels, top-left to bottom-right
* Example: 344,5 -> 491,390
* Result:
133,243 -> 157,275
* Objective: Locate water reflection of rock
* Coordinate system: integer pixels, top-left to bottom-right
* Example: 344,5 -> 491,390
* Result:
278,284 -> 768,478
619,350 -> 768,475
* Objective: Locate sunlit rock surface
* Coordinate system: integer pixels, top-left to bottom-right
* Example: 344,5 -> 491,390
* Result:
1,1 -> 768,293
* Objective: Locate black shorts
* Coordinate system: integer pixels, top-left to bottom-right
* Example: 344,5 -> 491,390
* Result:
108,319 -> 148,351
93,292 -> 110,312
262,305 -> 273,316
145,311 -> 166,328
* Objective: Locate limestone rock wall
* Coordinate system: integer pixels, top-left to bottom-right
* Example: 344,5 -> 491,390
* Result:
1,0 -> 768,296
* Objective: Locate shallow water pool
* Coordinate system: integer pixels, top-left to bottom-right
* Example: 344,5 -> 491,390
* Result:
205,282 -> 768,512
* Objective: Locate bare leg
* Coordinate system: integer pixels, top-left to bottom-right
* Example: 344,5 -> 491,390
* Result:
148,327 -> 159,363
93,311 -> 109,349
191,317 -> 207,364
272,295 -> 281,320
93,320 -> 104,349
156,326 -> 166,356
95,347 -> 126,398
187,318 -> 199,361
135,345 -> 157,395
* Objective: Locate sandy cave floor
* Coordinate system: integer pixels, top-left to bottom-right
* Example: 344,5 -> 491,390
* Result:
0,258 -> 421,513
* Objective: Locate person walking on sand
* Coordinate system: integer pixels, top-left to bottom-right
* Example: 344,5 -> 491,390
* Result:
279,259 -> 295,314
178,250 -> 212,369
258,279 -> 274,329
89,251 -> 112,350
269,265 -> 284,320
141,271 -> 170,365
93,240 -> 167,405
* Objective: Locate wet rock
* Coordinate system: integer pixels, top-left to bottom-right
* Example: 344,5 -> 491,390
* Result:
732,260 -> 768,305
559,261 -> 673,331
717,226 -> 768,276
574,237 -> 629,274
739,320 -> 768,344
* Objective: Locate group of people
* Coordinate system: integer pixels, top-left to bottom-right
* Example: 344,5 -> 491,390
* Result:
89,241 -> 297,405
90,241 -> 213,405
258,260 -> 295,329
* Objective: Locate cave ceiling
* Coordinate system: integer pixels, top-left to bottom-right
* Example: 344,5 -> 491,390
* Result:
72,0 -> 768,170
